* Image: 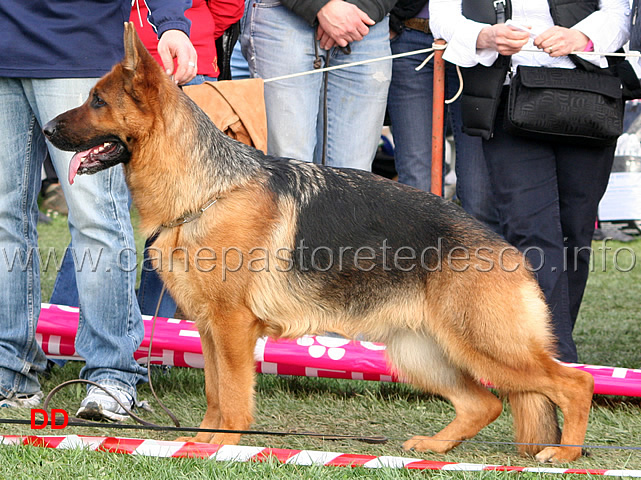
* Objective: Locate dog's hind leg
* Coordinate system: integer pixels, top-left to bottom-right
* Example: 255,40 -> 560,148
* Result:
524,359 -> 593,463
386,332 -> 503,454
402,377 -> 503,453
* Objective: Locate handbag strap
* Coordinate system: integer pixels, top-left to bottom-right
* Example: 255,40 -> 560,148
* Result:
462,0 -> 511,25
494,0 -> 508,23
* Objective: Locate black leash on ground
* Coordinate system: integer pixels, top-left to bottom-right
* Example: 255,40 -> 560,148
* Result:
0,417 -> 387,444
3,413 -> 641,451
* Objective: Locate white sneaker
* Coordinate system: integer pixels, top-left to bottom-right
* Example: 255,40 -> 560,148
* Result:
0,391 -> 43,408
76,385 -> 134,422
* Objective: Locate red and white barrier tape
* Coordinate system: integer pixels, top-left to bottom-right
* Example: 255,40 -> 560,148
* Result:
1,435 -> 640,476
37,303 -> 641,396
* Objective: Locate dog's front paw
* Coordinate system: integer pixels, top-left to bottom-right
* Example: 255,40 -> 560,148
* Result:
209,432 -> 242,446
402,435 -> 454,454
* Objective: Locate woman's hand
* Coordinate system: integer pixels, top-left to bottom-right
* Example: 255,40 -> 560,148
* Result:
158,29 -> 198,85
534,26 -> 590,57
477,24 -> 529,55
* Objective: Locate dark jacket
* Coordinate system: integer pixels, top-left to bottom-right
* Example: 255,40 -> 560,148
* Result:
389,0 -> 427,34
0,0 -> 191,79
460,0 -> 600,139
281,0 -> 398,25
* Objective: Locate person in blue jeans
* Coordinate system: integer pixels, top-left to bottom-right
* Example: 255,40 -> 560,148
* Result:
387,0 -> 500,233
0,0 -> 197,419
241,0 -> 396,171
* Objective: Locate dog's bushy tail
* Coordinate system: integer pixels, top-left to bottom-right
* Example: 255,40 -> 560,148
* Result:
508,392 -> 561,457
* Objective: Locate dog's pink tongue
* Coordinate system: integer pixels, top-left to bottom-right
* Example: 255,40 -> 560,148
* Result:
68,150 -> 88,185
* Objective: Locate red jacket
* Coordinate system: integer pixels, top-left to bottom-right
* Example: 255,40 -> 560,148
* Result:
131,0 -> 244,78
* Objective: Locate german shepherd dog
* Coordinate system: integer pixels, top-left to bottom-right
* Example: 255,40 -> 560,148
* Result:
44,23 -> 593,463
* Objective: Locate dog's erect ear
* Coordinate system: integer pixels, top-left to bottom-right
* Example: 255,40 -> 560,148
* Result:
122,21 -> 159,97
123,22 -> 141,75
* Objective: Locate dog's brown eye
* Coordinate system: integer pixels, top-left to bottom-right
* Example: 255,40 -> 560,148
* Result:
91,93 -> 107,108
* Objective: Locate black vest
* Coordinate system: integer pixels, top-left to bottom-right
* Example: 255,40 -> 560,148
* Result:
459,0 -> 599,139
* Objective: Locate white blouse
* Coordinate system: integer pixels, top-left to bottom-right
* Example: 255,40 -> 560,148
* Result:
429,0 -> 630,70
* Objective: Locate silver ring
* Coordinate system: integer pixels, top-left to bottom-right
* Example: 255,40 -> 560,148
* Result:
188,61 -> 196,67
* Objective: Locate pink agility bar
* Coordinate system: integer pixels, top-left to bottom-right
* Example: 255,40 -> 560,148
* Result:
36,303 -> 641,396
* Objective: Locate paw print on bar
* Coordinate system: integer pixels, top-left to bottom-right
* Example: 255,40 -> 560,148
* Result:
297,335 -> 350,360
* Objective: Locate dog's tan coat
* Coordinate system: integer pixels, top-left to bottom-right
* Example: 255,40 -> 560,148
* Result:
43,23 -> 595,463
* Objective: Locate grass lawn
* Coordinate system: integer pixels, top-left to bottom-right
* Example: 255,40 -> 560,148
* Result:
0,212 -> 640,479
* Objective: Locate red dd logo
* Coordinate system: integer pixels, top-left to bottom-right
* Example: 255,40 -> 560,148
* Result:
30,409 -> 69,429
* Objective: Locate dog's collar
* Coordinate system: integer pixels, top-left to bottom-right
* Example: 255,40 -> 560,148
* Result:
161,195 -> 220,229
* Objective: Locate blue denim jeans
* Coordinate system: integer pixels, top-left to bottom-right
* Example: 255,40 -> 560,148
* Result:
241,0 -> 392,170
387,28 -> 500,233
0,78 -> 146,399
230,42 -> 251,80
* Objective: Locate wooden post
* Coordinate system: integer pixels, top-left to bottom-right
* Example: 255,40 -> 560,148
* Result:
431,39 -> 446,196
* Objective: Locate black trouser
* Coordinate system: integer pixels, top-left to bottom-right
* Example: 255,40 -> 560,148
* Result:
483,93 -> 615,362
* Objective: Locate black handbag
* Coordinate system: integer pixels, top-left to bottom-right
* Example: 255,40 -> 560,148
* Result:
504,65 -> 624,147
